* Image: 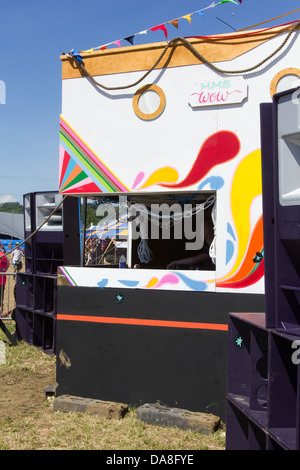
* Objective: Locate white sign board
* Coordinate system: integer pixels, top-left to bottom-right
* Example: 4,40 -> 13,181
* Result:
189,77 -> 248,108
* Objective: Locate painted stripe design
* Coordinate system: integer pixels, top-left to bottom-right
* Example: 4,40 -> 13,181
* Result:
59,116 -> 129,194
57,314 -> 228,331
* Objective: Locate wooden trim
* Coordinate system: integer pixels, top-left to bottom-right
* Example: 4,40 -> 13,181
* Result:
132,84 -> 166,120
61,25 -> 298,80
270,67 -> 300,97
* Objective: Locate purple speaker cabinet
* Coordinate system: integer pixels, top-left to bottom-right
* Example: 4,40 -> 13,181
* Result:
271,89 -> 300,331
15,192 -> 81,354
226,88 -> 300,450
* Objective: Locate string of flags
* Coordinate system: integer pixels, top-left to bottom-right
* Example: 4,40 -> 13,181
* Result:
76,0 -> 242,55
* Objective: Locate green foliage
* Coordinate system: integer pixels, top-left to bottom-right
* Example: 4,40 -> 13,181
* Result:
85,202 -> 100,227
0,202 -> 23,214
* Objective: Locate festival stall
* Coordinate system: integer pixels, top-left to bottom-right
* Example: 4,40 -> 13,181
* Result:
55,8 -> 300,421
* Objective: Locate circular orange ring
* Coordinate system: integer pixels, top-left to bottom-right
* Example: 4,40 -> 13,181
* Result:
270,68 -> 300,98
133,84 -> 166,120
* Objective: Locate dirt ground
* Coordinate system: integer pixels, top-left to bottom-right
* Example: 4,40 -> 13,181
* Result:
1,263 -> 57,423
0,359 -> 56,422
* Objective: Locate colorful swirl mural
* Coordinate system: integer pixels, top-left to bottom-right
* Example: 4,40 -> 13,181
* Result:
58,120 -> 264,291
216,149 -> 264,288
133,130 -> 241,189
132,134 -> 264,290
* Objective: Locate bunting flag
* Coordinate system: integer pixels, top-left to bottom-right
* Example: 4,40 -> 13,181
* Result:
150,24 -> 168,39
77,0 -> 240,54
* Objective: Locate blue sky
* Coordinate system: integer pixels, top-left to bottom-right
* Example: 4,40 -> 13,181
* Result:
1,0 -> 300,204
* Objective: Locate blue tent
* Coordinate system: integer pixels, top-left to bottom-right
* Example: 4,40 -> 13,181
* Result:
0,239 -> 23,253
86,213 -> 128,240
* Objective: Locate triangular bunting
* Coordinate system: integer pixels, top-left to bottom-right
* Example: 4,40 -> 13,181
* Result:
182,14 -> 192,23
77,1 -> 240,54
150,24 -> 168,39
168,19 -> 179,29
124,35 -> 135,45
217,0 -> 238,5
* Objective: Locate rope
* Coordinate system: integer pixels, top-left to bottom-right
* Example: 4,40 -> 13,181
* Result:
73,21 -> 300,91
4,195 -> 68,258
238,9 -> 300,31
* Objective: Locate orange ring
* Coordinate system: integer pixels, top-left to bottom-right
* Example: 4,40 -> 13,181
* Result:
133,84 -> 166,120
270,68 -> 300,97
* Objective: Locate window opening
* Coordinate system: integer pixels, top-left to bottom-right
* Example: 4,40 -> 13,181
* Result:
133,84 -> 166,121
84,192 -> 216,271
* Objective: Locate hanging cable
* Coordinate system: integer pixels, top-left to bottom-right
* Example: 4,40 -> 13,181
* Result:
4,196 -> 68,257
238,9 -> 300,31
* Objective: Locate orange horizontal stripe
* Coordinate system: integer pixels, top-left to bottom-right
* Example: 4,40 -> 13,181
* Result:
57,314 -> 228,331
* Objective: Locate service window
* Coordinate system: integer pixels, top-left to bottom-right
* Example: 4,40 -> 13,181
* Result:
83,192 -> 216,271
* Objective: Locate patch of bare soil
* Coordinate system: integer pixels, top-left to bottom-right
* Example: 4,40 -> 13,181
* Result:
1,263 -> 57,421
2,263 -> 21,318
0,360 -> 56,421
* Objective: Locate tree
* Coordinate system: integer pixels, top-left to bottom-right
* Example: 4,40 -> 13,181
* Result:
0,202 -> 23,214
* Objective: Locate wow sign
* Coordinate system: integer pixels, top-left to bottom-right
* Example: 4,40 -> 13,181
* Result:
189,77 -> 247,108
